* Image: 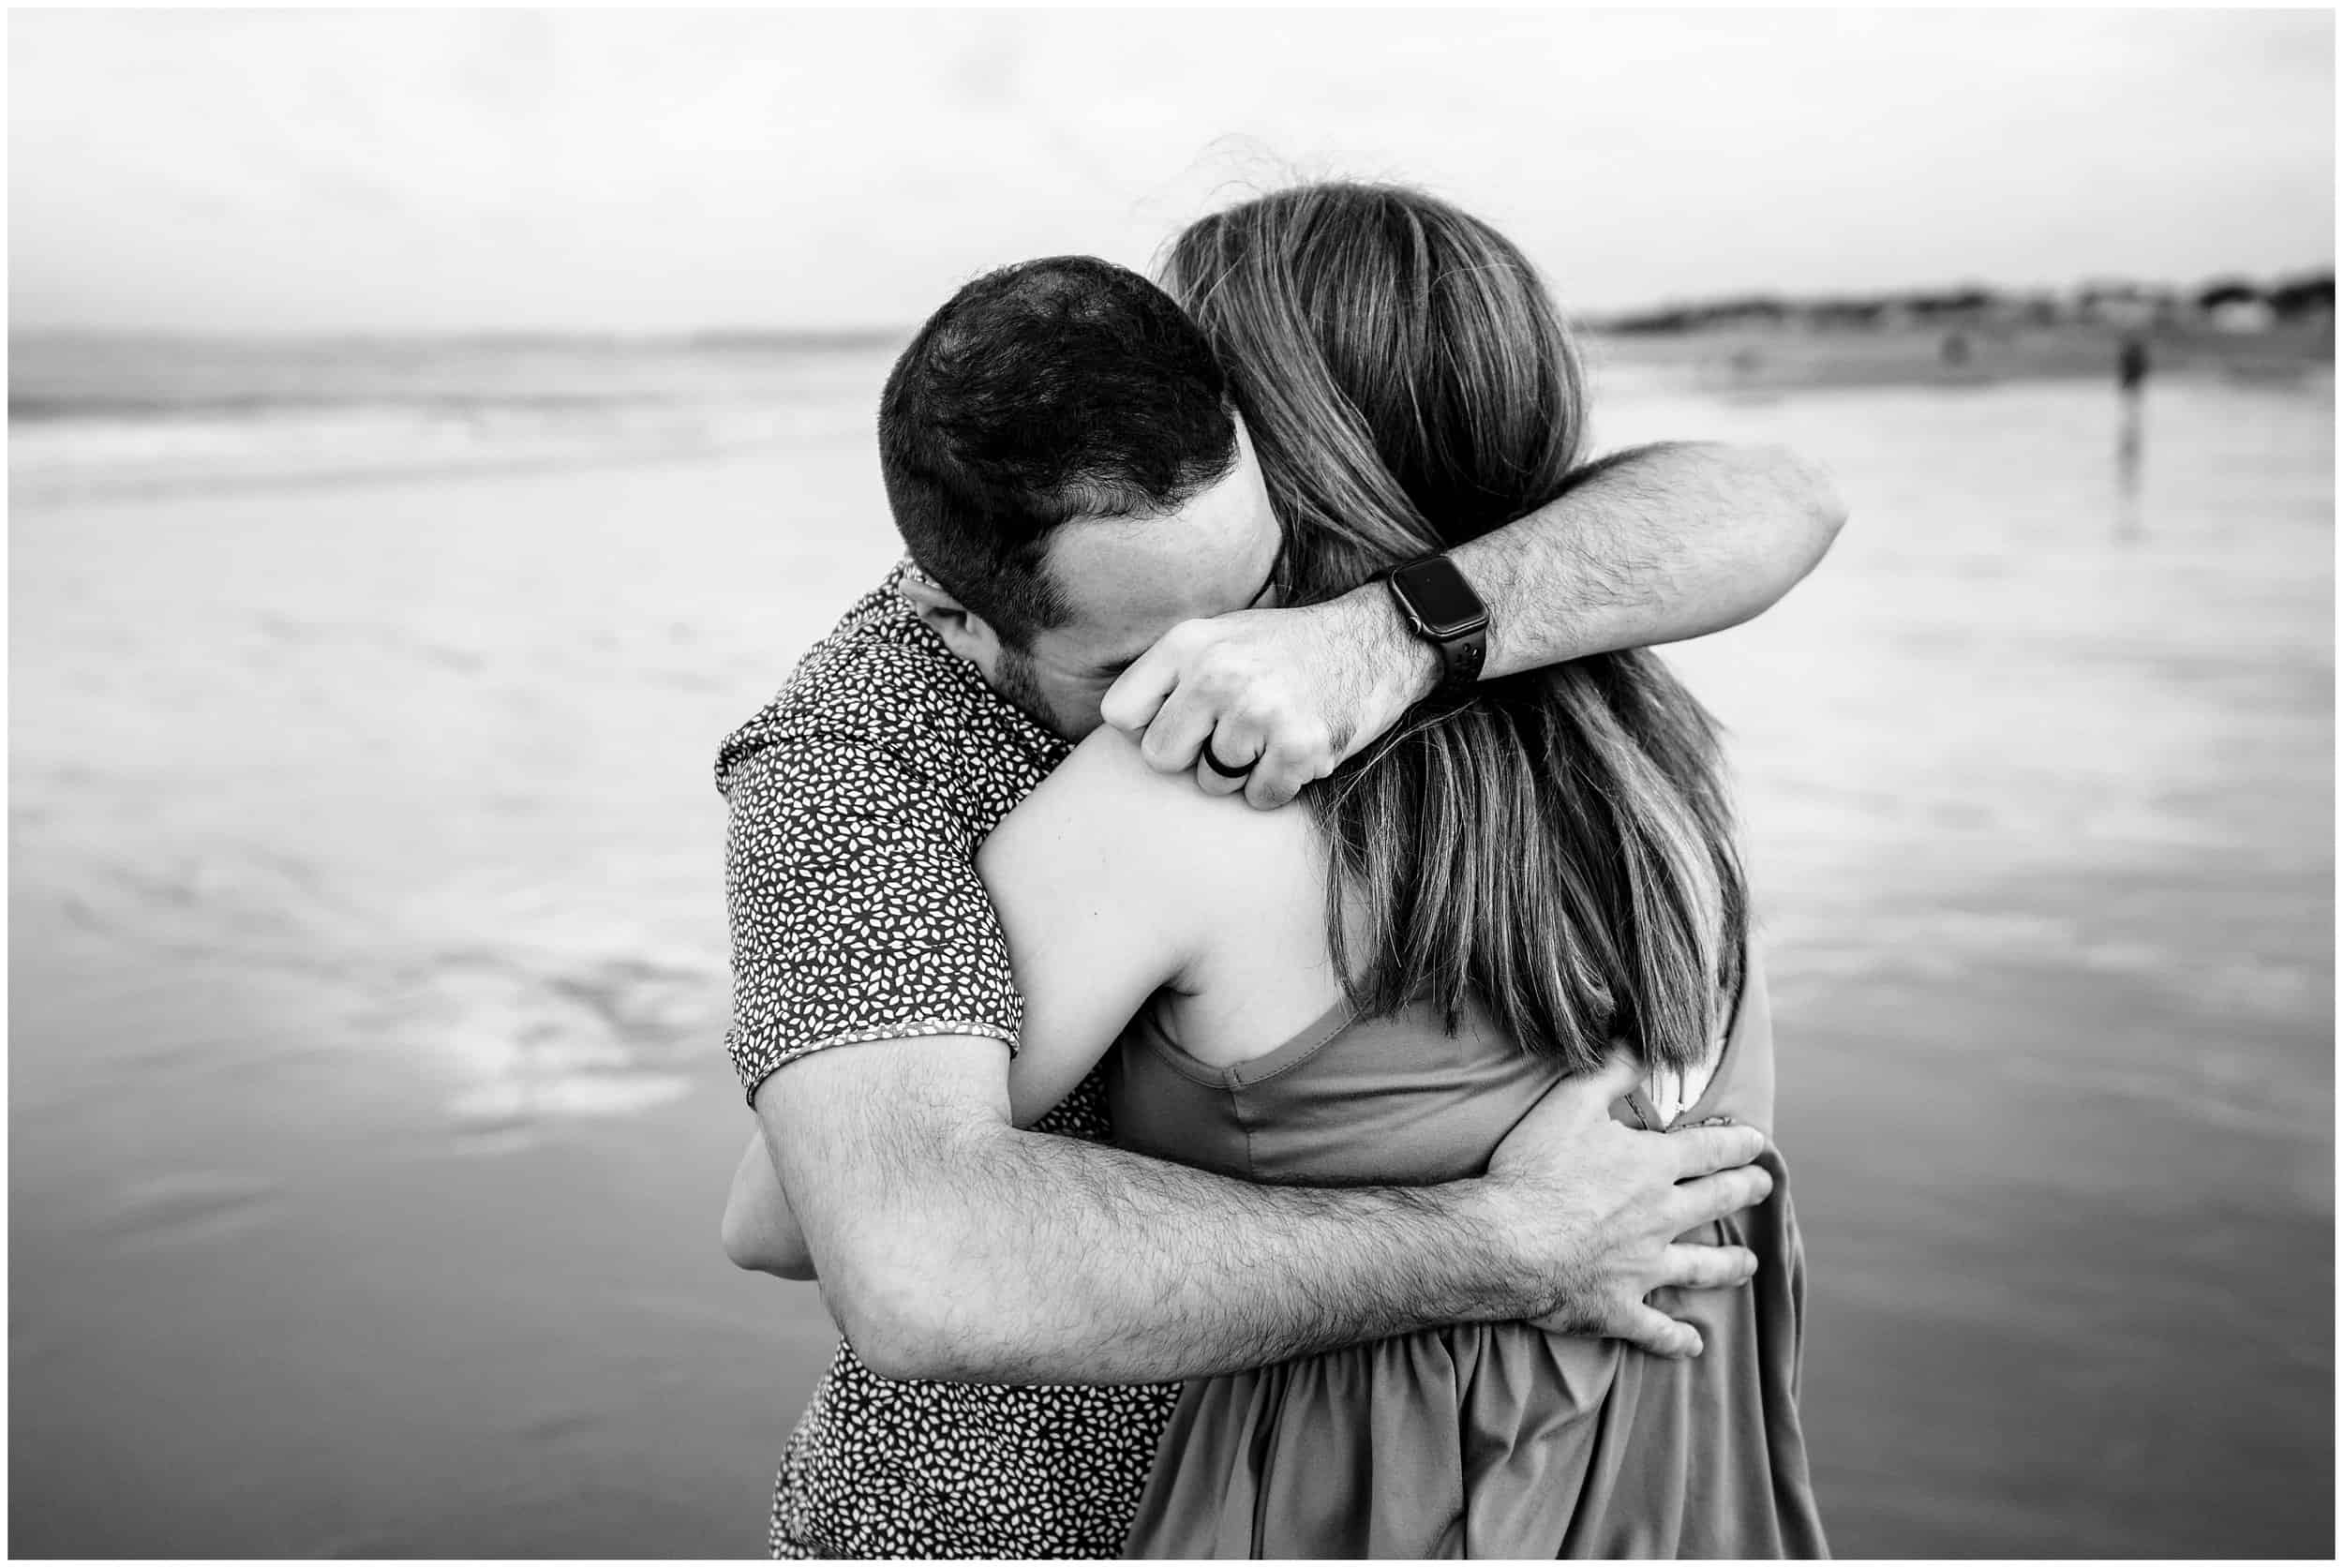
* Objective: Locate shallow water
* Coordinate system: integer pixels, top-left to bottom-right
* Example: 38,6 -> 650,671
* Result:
9,348 -> 2334,1557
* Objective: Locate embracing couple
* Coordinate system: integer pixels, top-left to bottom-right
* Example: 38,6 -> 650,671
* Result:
719,182 -> 1842,1559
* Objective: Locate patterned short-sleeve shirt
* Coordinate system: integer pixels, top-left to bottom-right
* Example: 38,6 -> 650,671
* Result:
718,566 -> 1180,1558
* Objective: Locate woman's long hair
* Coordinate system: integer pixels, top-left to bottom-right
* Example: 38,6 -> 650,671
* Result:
1160,183 -> 1746,1077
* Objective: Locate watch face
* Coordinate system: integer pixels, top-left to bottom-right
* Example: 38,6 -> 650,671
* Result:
1392,556 -> 1488,638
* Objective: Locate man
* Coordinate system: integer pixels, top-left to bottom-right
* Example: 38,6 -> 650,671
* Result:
721,255 -> 1844,1557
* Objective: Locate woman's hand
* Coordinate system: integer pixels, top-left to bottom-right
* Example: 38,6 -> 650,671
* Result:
722,1127 -> 818,1281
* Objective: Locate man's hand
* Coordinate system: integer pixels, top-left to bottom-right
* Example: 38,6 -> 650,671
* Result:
1098,589 -> 1438,810
1485,1053 -> 1773,1359
1100,441 -> 1845,807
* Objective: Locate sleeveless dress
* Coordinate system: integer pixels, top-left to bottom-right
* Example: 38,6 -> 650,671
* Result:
1103,955 -> 1828,1559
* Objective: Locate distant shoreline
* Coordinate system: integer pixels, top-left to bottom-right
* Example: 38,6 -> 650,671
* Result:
11,321 -> 2329,508
1590,318 -> 2335,396
6,326 -> 908,353
14,317 -> 2329,404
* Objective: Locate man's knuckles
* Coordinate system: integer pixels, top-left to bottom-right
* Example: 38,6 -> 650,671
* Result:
1139,725 -> 1196,770
1196,640 -> 1291,686
1189,659 -> 1260,701
1159,619 -> 1214,654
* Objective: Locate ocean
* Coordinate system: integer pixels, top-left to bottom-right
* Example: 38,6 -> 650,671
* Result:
9,333 -> 2334,1557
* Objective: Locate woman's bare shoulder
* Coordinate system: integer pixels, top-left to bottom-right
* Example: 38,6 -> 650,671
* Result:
983,726 -> 1314,904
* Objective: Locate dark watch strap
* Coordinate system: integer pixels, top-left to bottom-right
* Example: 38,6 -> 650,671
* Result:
1435,626 -> 1488,691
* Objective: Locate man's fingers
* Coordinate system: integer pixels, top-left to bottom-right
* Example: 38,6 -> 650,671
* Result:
1243,769 -> 1304,811
1196,714 -> 1267,799
1137,686 -> 1216,775
1656,1242 -> 1760,1292
1668,1164 -> 1775,1232
1241,736 -> 1315,810
1617,1304 -> 1704,1361
1097,645 -> 1182,736
1194,753 -> 1250,798
1668,1121 -> 1768,1180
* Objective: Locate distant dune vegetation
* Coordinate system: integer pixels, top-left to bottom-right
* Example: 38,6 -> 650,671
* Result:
1588,270 -> 2335,394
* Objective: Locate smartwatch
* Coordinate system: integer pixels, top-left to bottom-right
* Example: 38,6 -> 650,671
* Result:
1381,554 -> 1490,694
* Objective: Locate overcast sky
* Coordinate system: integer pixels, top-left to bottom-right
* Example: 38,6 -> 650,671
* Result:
9,8 -> 2335,336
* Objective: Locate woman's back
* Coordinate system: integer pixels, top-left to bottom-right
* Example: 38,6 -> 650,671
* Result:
1100,780 -> 1723,1184
1109,993 -> 1566,1187
1105,948 -> 1827,1559
1000,174 -> 1817,1557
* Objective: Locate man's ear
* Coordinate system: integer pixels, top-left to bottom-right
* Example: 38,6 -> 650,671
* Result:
898,568 -> 1003,671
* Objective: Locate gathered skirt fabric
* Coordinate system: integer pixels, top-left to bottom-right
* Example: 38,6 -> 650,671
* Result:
1122,1146 -> 1827,1560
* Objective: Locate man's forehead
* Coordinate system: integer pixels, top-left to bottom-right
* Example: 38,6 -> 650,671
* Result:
1046,516 -> 1260,629
1040,477 -> 1277,644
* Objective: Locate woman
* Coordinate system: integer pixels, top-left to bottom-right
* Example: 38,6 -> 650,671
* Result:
734,182 -> 1826,1557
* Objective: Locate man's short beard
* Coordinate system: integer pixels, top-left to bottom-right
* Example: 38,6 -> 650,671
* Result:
992,642 -> 1065,737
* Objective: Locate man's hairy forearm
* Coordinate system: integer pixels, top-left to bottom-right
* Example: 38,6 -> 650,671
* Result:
764,1051 -> 1532,1387
903,1125 -> 1518,1384
1332,441 -> 1845,709
1463,441 -> 1845,674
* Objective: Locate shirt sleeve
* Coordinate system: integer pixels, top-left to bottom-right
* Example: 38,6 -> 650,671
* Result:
722,736 -> 1023,1103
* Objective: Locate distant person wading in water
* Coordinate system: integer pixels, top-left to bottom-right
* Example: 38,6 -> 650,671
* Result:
2117,335 -> 2151,510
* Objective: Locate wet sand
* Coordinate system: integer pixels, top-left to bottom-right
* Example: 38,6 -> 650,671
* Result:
10,362 -> 2334,1556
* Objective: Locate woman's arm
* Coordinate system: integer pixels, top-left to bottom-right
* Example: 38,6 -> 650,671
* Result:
722,1127 -> 817,1280
980,726 -> 1220,1124
735,722 -> 1771,1381
718,727 -> 1218,1281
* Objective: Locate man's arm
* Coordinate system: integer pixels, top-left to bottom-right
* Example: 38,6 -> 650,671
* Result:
762,1037 -> 1768,1387
722,730 -> 1774,1361
1101,441 -> 1846,807
1449,441 -> 1846,672
720,729 -> 1767,1386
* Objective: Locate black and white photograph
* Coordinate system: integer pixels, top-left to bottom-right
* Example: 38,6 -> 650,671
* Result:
7,7 -> 2335,1561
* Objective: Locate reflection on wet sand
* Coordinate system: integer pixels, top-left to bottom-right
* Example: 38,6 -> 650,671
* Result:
10,358 -> 2334,1557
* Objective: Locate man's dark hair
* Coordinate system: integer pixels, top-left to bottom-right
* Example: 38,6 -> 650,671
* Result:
879,256 -> 1239,647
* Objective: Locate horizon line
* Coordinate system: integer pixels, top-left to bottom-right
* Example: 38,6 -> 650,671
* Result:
12,261 -> 2333,346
